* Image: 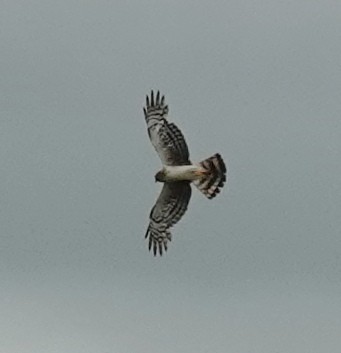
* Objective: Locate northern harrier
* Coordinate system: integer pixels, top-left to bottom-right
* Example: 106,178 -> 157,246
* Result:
144,91 -> 227,255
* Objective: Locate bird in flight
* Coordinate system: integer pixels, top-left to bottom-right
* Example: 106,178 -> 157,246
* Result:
144,91 -> 227,256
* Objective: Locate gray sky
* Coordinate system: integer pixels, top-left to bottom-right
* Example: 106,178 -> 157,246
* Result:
1,1 -> 341,352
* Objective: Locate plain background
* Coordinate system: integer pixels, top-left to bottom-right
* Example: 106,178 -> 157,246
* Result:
1,1 -> 341,352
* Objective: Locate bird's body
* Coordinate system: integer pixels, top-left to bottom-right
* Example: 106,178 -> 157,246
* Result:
143,90 -> 227,255
156,165 -> 203,182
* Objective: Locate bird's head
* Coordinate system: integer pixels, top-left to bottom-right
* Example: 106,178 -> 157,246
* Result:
154,170 -> 166,182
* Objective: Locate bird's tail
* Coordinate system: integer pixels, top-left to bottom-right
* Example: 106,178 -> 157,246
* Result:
193,153 -> 227,199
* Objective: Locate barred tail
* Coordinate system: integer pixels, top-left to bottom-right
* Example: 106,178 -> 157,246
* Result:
193,153 -> 227,199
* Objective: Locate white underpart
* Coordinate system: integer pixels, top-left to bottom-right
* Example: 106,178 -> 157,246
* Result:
163,165 -> 201,182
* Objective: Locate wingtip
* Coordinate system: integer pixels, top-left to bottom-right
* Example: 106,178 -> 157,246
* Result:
145,90 -> 167,109
145,230 -> 170,257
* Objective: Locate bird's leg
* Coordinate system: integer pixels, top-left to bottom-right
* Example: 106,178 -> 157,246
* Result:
193,168 -> 209,177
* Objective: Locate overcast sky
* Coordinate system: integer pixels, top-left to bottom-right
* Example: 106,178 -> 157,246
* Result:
1,1 -> 341,352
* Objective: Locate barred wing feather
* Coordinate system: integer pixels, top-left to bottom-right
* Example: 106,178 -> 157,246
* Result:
145,182 -> 192,256
143,90 -> 190,166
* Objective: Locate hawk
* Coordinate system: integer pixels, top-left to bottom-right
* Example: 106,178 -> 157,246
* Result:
144,91 -> 227,256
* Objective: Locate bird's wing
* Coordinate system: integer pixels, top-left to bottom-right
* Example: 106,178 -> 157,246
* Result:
143,90 -> 190,166
145,181 -> 192,256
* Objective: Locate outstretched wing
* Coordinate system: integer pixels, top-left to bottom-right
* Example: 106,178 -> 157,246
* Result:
143,90 -> 190,166
145,181 -> 192,256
